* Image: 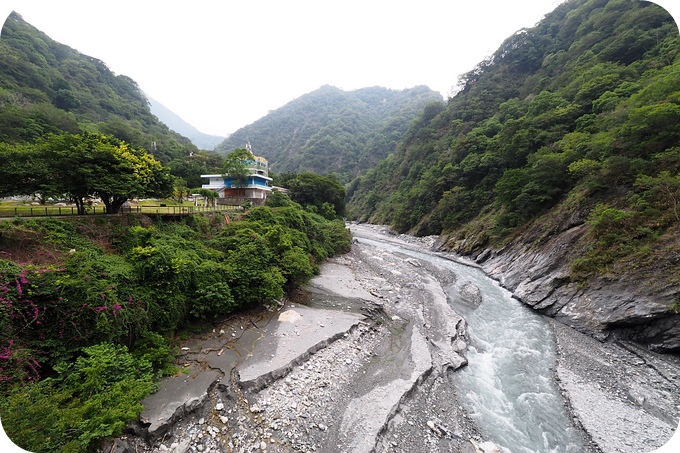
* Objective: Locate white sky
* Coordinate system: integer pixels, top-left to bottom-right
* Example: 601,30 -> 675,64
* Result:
0,1 -> 679,137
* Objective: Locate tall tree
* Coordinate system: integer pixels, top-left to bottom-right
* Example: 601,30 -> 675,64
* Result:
285,172 -> 346,218
2,133 -> 172,214
222,148 -> 255,187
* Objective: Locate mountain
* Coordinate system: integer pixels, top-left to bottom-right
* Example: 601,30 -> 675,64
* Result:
147,95 -> 226,150
0,12 -> 198,162
215,85 -> 443,182
347,0 -> 680,351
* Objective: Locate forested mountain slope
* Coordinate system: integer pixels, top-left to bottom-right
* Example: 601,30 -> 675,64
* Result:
215,85 -> 443,182
347,0 -> 680,351
0,12 -> 198,162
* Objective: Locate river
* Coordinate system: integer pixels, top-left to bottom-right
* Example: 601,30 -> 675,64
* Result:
353,229 -> 585,453
121,223 -> 679,452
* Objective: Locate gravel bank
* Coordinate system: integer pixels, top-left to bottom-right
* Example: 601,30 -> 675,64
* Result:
552,319 -> 680,452
110,226 -> 486,453
104,223 -> 680,453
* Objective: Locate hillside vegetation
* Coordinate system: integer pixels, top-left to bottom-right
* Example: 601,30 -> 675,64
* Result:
347,0 -> 679,284
0,203 -> 350,452
0,13 -> 357,451
0,12 -> 198,162
215,85 -> 443,182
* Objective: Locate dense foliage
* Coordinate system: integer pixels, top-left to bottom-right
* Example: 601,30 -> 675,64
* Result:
0,12 -> 199,162
0,132 -> 173,214
0,210 -> 351,451
0,12 -> 355,452
347,0 -> 679,278
222,148 -> 257,187
275,172 -> 347,219
215,85 -> 443,182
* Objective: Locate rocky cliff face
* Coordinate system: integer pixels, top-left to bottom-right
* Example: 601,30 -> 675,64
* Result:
437,223 -> 680,354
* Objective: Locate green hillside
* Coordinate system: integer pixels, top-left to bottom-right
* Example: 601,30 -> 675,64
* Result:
0,12 -> 198,162
347,0 -> 679,274
215,85 -> 443,182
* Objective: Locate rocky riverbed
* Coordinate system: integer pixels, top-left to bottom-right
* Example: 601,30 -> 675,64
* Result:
106,223 -> 680,453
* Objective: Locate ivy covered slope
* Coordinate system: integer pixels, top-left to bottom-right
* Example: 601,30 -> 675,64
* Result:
0,12 -> 198,162
215,85 -> 443,182
0,203 -> 351,452
347,0 -> 680,350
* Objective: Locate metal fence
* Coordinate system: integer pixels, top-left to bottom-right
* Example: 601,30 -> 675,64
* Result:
0,204 -> 240,218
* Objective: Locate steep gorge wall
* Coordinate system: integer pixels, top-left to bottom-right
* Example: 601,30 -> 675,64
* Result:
436,224 -> 680,353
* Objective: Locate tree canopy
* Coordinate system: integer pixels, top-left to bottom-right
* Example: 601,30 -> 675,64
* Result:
347,0 -> 680,285
348,0 -> 679,236
0,132 -> 172,213
277,172 -> 346,219
222,148 -> 256,187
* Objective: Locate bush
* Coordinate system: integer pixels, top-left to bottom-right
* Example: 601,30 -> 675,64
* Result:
265,189 -> 298,208
225,239 -> 285,305
0,203 -> 353,450
132,331 -> 174,377
0,342 -> 154,453
190,282 -> 236,319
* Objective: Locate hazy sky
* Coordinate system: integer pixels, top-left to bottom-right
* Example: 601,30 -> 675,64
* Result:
1,1 -> 679,137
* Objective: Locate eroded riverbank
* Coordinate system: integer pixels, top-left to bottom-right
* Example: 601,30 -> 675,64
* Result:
108,223 -> 679,453
111,224 -> 481,453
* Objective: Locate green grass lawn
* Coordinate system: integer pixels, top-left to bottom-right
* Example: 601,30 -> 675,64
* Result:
0,199 -> 238,217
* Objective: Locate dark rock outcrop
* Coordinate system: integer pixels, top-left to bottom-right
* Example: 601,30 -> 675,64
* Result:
441,224 -> 680,353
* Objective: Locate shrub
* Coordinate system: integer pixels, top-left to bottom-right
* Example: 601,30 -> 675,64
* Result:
0,204 -> 353,449
132,331 -> 174,377
190,282 -> 236,319
225,239 -> 285,306
0,342 -> 154,453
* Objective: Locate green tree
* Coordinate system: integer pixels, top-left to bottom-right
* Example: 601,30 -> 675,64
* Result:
172,177 -> 189,203
634,171 -> 680,223
265,189 -> 298,208
222,148 -> 255,187
286,172 -> 346,218
191,188 -> 218,207
0,142 -> 54,201
38,133 -> 172,214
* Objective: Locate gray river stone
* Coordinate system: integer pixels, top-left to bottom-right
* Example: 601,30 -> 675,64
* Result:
237,304 -> 365,391
138,364 -> 221,440
135,302 -> 365,442
339,324 -> 433,453
115,223 -> 680,452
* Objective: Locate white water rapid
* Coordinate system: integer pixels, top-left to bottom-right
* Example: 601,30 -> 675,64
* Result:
355,234 -> 585,452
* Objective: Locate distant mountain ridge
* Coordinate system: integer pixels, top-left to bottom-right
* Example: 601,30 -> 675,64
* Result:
147,95 -> 226,150
215,85 -> 443,182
